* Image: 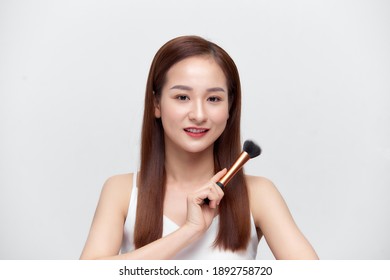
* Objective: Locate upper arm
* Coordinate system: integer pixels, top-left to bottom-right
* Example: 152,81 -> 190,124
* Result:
247,176 -> 318,260
80,173 -> 133,259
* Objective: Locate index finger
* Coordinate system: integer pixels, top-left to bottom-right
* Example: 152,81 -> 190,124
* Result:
211,168 -> 227,183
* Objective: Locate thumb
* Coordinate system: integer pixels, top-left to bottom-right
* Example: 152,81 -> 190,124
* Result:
211,168 -> 227,183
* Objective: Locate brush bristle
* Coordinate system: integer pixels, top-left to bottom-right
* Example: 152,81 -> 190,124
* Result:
243,140 -> 261,158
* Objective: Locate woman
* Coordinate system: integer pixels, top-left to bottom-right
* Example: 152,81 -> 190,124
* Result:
80,35 -> 319,260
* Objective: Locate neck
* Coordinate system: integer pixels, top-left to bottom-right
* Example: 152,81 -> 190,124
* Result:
164,145 -> 215,190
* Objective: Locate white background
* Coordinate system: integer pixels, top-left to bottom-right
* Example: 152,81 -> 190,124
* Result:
0,0 -> 389,259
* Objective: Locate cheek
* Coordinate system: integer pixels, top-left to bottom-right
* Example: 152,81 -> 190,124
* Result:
212,107 -> 230,124
160,106 -> 187,133
161,106 -> 186,121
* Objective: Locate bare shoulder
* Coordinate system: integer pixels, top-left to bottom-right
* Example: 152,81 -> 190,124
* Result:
245,175 -> 288,225
100,173 -> 134,217
245,175 -> 276,192
103,173 -> 134,190
245,175 -> 319,259
245,175 -> 281,201
80,173 -> 135,259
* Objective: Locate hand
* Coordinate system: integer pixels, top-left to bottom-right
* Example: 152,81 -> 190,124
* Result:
184,169 -> 227,234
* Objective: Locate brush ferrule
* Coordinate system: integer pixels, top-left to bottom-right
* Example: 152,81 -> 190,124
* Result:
218,151 -> 250,187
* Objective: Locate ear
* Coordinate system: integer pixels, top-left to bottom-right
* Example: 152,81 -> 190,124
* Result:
154,96 -> 161,118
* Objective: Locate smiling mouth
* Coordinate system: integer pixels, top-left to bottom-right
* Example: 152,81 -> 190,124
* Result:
184,128 -> 209,133
183,128 -> 210,138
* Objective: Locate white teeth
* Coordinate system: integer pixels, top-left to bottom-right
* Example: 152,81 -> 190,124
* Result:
185,128 -> 207,133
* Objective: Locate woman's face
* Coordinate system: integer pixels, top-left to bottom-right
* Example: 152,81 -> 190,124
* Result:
155,55 -> 229,155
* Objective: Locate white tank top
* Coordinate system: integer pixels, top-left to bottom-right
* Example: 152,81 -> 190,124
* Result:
121,173 -> 259,259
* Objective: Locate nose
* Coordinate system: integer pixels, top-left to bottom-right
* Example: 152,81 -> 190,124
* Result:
188,100 -> 207,124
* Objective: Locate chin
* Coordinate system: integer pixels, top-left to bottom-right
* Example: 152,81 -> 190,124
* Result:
181,142 -> 214,154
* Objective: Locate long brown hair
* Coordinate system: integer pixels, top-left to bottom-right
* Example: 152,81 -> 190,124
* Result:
134,35 -> 251,251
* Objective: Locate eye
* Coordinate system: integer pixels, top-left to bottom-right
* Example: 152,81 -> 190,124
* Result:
207,96 -> 222,102
176,95 -> 189,101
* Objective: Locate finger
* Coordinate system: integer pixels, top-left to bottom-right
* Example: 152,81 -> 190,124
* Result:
210,168 -> 227,183
206,182 -> 225,208
202,170 -> 227,206
213,184 -> 225,206
214,182 -> 225,205
206,188 -> 219,209
193,185 -> 218,205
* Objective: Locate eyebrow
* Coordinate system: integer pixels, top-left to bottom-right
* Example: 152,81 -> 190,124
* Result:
207,87 -> 226,93
170,85 -> 225,92
170,85 -> 192,91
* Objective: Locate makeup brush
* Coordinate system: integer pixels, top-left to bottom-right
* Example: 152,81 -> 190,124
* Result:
204,140 -> 261,204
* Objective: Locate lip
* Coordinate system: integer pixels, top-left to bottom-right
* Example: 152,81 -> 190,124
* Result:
183,127 -> 209,138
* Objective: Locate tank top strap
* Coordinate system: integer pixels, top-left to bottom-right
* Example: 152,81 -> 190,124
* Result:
129,172 -> 138,212
121,172 -> 139,253
132,172 -> 138,189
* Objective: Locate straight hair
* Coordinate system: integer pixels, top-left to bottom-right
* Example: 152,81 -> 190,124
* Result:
134,36 -> 251,251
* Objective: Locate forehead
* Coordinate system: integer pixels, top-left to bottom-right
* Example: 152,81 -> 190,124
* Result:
164,56 -> 227,87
